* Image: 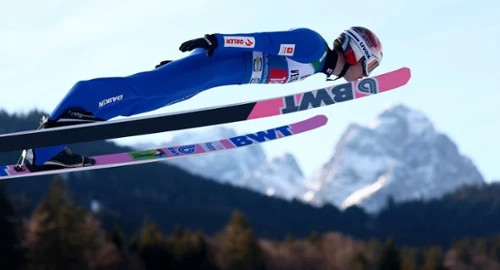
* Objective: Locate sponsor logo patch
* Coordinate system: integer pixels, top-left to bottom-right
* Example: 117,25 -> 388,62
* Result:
129,149 -> 167,160
99,94 -> 123,108
223,36 -> 255,48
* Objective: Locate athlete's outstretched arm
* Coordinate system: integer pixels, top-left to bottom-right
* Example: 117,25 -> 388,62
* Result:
179,28 -> 328,63
212,28 -> 327,62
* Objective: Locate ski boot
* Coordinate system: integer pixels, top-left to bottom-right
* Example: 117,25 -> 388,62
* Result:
14,108 -> 105,172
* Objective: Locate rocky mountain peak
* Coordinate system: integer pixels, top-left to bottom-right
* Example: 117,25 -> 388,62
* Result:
304,103 -> 485,213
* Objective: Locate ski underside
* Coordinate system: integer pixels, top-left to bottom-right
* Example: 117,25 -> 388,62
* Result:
0,114 -> 328,180
0,67 -> 412,180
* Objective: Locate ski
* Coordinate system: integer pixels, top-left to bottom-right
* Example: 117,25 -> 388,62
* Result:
0,67 -> 411,153
0,114 -> 328,180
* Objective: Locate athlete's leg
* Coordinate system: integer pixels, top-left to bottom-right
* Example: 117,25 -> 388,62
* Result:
29,49 -> 251,167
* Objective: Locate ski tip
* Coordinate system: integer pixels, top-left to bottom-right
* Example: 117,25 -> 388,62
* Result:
377,66 -> 412,88
395,67 -> 411,82
382,66 -> 411,79
302,114 -> 328,126
295,114 -> 329,126
400,67 -> 411,77
401,67 -> 412,85
291,114 -> 329,134
312,114 -> 329,126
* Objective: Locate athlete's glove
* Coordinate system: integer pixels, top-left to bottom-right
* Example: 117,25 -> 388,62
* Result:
155,60 -> 172,68
179,34 -> 218,57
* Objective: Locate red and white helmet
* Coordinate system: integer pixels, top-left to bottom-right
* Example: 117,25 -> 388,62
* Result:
336,26 -> 383,76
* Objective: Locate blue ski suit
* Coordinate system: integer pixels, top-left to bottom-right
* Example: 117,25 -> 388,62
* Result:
33,27 -> 331,165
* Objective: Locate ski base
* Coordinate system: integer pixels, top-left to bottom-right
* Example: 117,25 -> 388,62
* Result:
0,114 -> 328,180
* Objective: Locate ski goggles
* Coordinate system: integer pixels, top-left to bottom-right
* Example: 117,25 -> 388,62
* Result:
344,29 -> 381,76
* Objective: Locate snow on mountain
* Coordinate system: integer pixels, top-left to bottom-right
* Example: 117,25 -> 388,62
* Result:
130,103 -> 485,214
133,125 -> 307,200
304,104 -> 486,213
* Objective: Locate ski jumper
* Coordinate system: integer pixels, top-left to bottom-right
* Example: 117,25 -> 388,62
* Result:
32,27 -> 330,165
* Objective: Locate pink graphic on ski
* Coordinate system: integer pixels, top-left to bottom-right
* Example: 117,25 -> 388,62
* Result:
248,67 -> 411,119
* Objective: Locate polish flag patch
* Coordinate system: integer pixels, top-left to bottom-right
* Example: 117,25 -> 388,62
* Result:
278,44 -> 295,56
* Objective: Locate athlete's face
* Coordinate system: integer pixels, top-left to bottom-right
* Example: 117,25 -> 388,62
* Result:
343,61 -> 367,82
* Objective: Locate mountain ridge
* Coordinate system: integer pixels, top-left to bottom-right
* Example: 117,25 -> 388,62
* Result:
305,104 -> 485,213
143,103 -> 486,214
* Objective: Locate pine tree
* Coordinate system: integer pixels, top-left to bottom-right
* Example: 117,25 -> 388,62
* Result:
0,181 -> 27,269
422,247 -> 447,270
168,228 -> 218,270
453,237 -> 473,265
82,213 -> 122,270
400,248 -> 417,270
27,178 -> 87,269
26,176 -> 120,270
353,251 -> 369,270
284,233 -> 294,245
137,218 -> 173,270
473,238 -> 487,256
26,177 -> 88,270
488,236 -> 500,262
221,210 -> 266,270
190,230 -> 218,270
308,231 -> 319,245
377,238 -> 401,270
111,222 -> 126,252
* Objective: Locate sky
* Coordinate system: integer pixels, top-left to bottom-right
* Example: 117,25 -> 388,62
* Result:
1,0 -> 500,182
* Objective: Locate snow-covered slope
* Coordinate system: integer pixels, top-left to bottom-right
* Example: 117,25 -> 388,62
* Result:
304,104 -> 485,213
133,125 -> 307,200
